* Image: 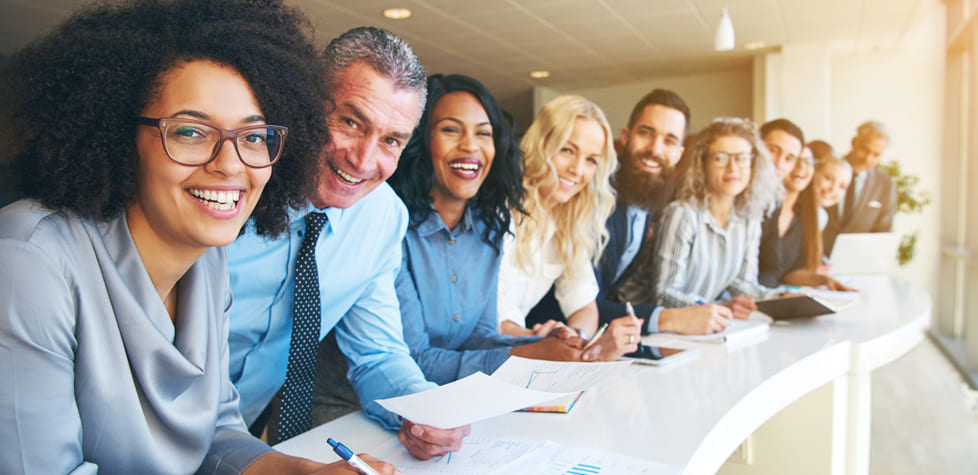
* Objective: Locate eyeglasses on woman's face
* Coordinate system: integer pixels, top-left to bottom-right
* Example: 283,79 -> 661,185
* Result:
707,151 -> 753,169
136,117 -> 287,168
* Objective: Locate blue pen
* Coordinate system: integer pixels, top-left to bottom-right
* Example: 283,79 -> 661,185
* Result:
327,437 -> 382,475
696,299 -> 707,306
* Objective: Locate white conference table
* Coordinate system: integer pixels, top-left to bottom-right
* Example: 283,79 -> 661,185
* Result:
276,274 -> 931,475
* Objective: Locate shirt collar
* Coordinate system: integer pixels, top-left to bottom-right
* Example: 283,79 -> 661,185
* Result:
703,206 -> 745,234
416,206 -> 476,238
290,201 -> 344,233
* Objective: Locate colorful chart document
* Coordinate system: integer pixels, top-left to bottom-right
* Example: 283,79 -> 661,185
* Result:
512,444 -> 681,475
373,437 -> 681,475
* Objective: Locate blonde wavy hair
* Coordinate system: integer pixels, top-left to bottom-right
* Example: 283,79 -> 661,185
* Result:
814,154 -> 853,180
676,117 -> 780,221
514,95 -> 618,270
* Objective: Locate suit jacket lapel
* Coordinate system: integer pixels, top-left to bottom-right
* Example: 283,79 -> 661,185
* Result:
852,169 -> 880,227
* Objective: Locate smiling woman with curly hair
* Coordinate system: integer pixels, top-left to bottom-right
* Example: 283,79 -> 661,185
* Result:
0,1 -> 397,474
618,118 -> 782,320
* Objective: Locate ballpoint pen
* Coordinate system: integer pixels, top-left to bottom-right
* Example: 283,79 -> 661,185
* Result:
624,301 -> 644,342
581,323 -> 609,351
327,437 -> 382,475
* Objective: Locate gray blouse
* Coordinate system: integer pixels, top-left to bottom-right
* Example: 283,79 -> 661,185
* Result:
0,200 -> 271,474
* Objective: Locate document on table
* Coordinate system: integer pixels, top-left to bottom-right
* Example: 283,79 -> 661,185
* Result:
372,436 -> 546,474
374,372 -> 575,429
372,437 -> 680,475
795,287 -> 861,310
508,443 -> 682,475
490,356 -> 632,392
646,317 -> 770,345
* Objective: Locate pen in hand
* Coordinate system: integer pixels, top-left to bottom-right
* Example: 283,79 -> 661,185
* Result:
581,323 -> 609,352
625,301 -> 636,317
327,437 -> 383,475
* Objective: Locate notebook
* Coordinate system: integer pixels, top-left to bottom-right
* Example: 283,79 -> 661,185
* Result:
828,232 -> 901,275
755,294 -> 839,320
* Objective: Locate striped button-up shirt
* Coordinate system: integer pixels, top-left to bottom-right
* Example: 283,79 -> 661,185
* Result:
651,199 -> 777,308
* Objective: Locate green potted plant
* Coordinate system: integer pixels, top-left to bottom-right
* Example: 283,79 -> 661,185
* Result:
879,160 -> 931,265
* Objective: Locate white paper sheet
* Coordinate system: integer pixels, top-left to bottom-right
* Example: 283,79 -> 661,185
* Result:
503,442 -> 681,474
372,437 -> 680,475
490,356 -> 632,392
371,436 -> 545,475
374,372 -> 574,429
797,288 -> 862,310
680,317 -> 770,344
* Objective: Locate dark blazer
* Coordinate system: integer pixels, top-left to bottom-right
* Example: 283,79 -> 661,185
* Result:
823,166 -> 897,253
526,202 -> 659,333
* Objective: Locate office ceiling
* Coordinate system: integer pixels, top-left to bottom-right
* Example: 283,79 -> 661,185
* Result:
1,0 -> 928,115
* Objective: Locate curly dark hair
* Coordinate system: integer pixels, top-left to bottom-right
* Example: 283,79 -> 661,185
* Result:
1,0 -> 327,237
388,73 -> 524,251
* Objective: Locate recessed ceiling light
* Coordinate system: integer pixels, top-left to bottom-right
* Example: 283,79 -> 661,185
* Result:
529,70 -> 550,79
383,8 -> 412,20
745,41 -> 766,50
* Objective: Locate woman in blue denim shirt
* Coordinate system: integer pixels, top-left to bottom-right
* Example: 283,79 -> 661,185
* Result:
388,74 -> 594,385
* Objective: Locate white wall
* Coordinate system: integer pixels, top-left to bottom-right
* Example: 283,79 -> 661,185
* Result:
827,3 -> 945,296
753,2 -> 945,296
776,43 -> 833,140
534,66 -> 753,136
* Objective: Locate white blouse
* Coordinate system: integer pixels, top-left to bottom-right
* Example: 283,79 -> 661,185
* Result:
496,221 -> 599,328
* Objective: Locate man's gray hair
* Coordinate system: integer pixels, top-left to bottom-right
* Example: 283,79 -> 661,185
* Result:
855,120 -> 891,142
322,26 -> 427,118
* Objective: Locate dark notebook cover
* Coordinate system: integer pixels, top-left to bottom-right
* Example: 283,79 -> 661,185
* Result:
756,295 -> 837,320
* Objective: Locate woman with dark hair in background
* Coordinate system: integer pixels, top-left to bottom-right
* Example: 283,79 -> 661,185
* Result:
0,0 -> 395,473
389,74 -> 591,386
759,145 -> 855,290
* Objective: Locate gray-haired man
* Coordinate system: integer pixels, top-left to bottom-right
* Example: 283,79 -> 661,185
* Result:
227,27 -> 469,459
823,120 -> 897,253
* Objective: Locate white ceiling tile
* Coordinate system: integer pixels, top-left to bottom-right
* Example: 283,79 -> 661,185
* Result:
0,0 -> 929,117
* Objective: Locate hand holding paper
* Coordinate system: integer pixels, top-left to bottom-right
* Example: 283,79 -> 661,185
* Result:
375,372 -> 575,429
374,358 -> 631,429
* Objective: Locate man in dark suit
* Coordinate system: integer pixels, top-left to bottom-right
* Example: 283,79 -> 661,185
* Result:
529,89 -> 732,336
823,121 -> 897,253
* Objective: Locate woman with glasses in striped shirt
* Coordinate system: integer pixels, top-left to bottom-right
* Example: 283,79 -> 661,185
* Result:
647,118 -> 782,320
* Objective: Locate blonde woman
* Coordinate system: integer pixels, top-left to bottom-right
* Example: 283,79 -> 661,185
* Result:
813,155 -> 854,214
650,118 -> 782,319
812,155 -> 854,274
497,95 -> 640,360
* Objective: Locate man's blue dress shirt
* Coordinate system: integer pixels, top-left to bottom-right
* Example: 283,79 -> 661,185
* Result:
226,184 -> 434,430
397,209 -> 533,386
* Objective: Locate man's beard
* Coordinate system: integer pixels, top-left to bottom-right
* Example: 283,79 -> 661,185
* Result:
615,151 -> 676,214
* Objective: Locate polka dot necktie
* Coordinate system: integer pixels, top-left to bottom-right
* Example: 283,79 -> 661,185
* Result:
278,212 -> 328,442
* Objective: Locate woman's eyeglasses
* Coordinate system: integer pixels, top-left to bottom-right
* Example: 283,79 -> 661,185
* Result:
137,117 -> 288,168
